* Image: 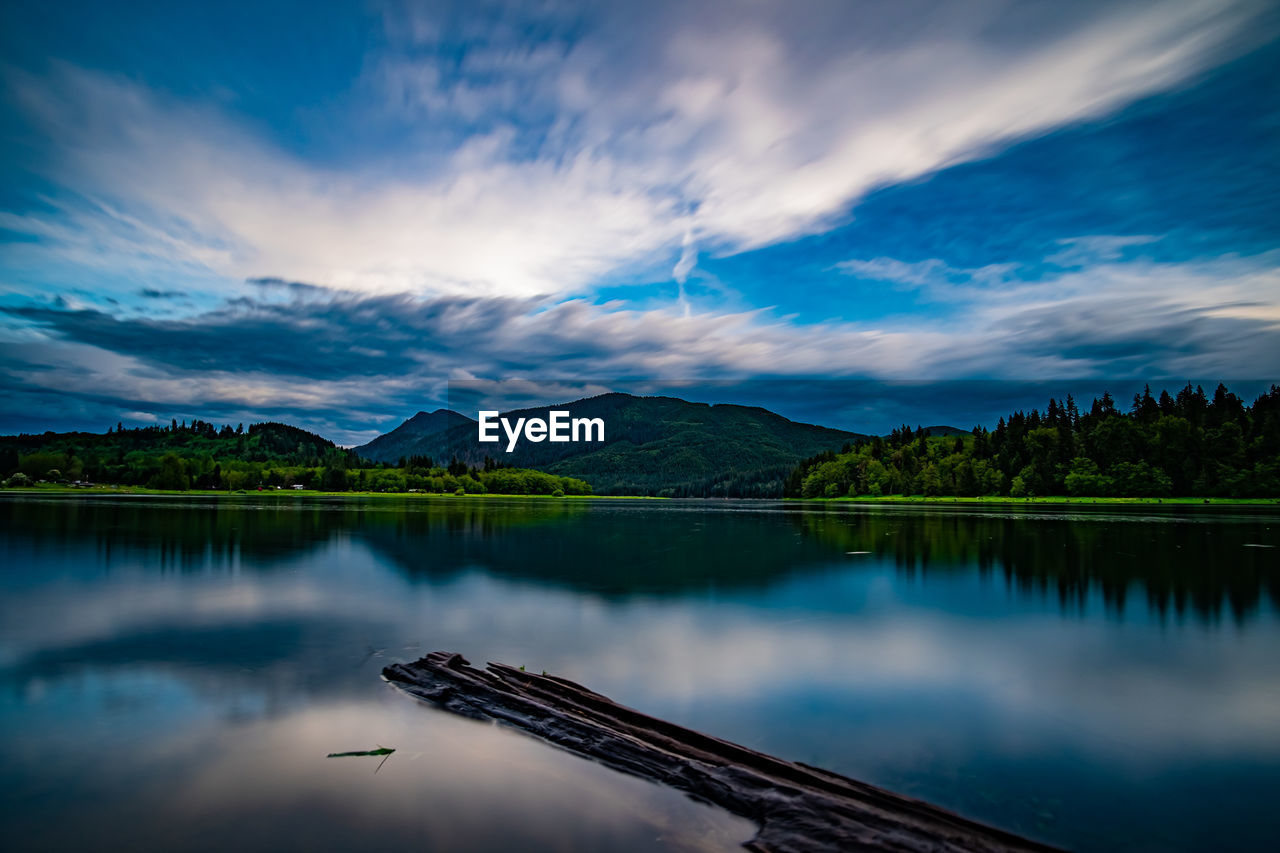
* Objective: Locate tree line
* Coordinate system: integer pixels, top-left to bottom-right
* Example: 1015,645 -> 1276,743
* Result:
786,383 -> 1280,499
0,419 -> 590,496
5,384 -> 1277,499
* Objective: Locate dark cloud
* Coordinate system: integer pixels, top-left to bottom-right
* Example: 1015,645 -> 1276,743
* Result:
5,293 -> 545,380
244,277 -> 326,294
991,298 -> 1280,376
3,281 -> 1278,443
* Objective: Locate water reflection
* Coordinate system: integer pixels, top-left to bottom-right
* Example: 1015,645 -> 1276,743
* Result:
1,494 -> 1279,852
4,495 -> 1276,620
793,504 -> 1280,624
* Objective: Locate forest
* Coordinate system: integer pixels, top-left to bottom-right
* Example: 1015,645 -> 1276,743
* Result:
4,382 -> 1278,499
0,419 -> 591,496
363,392 -> 860,498
786,383 -> 1280,499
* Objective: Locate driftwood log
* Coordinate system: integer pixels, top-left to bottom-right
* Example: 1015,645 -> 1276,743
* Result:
383,652 -> 1062,853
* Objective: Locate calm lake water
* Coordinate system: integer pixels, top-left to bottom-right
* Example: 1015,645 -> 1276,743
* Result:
2,494 -> 1278,852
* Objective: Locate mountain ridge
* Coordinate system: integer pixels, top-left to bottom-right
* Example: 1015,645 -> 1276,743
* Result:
356,392 -> 868,496
355,408 -> 475,463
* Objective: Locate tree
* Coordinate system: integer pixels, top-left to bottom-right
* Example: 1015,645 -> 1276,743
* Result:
1025,427 -> 1062,494
1110,462 -> 1172,497
1064,457 -> 1112,496
19,451 -> 67,478
320,466 -> 349,491
147,453 -> 189,490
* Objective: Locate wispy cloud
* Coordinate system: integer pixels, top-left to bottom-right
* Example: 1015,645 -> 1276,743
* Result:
1044,235 -> 1163,268
834,257 -> 1020,299
2,1 -> 1268,301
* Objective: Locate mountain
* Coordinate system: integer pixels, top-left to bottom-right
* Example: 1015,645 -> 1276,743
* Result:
359,393 -> 865,497
1,420 -> 347,464
354,409 -> 475,463
0,419 -> 361,488
917,425 -> 969,437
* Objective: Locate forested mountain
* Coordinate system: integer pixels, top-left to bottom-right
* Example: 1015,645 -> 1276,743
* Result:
7,383 -> 1276,499
354,409 -> 475,463
0,420 -> 361,490
0,417 -> 589,495
788,383 -> 1280,499
359,393 -> 865,497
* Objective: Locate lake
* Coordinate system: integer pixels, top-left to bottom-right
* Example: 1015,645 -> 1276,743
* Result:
1,494 -> 1278,852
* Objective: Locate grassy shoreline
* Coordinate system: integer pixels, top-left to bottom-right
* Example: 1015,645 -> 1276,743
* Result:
0,485 -> 664,500
786,495 -> 1280,505
2,485 -> 1277,505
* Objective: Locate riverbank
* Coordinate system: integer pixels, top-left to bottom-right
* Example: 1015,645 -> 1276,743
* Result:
0,485 -> 665,500
789,494 -> 1280,505
3,485 -> 1277,505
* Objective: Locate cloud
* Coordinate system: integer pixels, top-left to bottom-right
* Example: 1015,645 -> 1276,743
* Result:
138,288 -> 186,300
2,1 -> 1277,438
837,241 -> 1280,316
599,0 -> 1267,253
2,1 -> 1269,300
3,246 -> 1278,441
1044,235 -> 1163,268
834,257 -> 1020,299
672,230 -> 697,285
4,64 -> 683,298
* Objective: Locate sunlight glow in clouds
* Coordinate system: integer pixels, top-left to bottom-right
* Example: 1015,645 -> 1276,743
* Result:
4,0 -> 1267,297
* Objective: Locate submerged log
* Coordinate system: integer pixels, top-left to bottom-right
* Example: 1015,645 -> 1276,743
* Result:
383,651 -> 1062,853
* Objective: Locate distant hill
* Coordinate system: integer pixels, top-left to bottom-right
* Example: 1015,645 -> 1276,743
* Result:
0,419 -> 346,464
0,419 -> 359,489
358,393 -> 864,497
916,425 -> 969,437
354,409 -> 475,463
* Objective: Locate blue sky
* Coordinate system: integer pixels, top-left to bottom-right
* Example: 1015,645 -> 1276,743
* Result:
1,0 -> 1278,444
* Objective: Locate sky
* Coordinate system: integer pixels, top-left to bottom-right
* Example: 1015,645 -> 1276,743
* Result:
1,0 -> 1278,445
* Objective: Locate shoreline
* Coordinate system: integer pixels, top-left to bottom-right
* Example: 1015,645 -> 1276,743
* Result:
0,485 -> 664,500
2,486 -> 1277,505
788,495 -> 1280,505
